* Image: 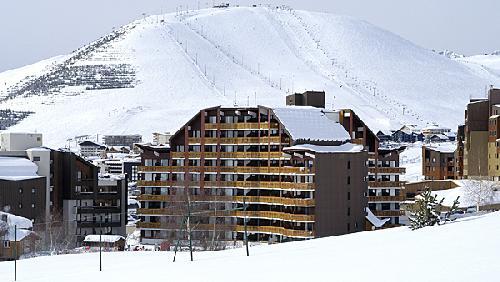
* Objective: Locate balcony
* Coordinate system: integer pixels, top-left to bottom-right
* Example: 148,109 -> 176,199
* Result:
137,194 -> 315,207
372,210 -> 405,217
137,208 -> 315,222
368,181 -> 404,188
139,165 -> 314,175
188,136 -> 282,144
204,122 -> 279,130
203,181 -> 315,191
234,225 -> 314,238
369,167 -> 406,174
170,151 -> 283,159
367,196 -> 404,202
77,206 -> 121,213
136,222 -> 314,238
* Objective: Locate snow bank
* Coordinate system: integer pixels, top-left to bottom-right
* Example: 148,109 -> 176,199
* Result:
1,212 -> 499,281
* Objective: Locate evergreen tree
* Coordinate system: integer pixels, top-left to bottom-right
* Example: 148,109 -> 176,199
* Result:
409,188 -> 444,230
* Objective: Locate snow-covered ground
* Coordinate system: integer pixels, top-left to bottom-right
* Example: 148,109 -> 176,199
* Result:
400,142 -> 425,182
432,180 -> 500,208
0,7 -> 499,147
1,212 -> 499,281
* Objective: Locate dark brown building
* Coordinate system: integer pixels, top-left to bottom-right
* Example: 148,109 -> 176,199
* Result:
422,145 -> 456,180
337,109 -> 406,228
51,150 -> 127,241
137,106 -> 367,245
0,177 -> 46,222
286,91 -> 325,108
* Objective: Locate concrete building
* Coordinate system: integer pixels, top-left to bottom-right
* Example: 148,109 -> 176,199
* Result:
463,88 -> 500,177
103,135 -> 142,148
286,91 -> 325,108
137,106 -> 368,245
152,132 -> 172,145
79,141 -> 106,158
0,132 -> 42,151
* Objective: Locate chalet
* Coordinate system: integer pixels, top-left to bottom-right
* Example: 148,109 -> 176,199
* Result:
376,130 -> 393,142
0,212 -> 38,261
82,235 -> 125,251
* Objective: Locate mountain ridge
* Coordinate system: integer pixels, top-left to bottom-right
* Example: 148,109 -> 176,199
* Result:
0,6 -> 499,147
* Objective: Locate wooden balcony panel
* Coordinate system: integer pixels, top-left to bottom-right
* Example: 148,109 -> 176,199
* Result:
204,122 -> 279,130
369,167 -> 406,174
368,181 -> 405,188
367,195 -> 404,202
204,181 -> 315,191
234,225 -> 314,238
372,210 -> 405,217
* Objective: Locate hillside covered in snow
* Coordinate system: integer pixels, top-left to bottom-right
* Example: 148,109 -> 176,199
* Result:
1,6 -> 499,147
1,211 -> 499,281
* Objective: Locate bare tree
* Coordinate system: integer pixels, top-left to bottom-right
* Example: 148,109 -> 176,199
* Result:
462,180 -> 497,212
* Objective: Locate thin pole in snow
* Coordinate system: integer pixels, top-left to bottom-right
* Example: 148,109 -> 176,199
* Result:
99,219 -> 102,272
14,225 -> 17,281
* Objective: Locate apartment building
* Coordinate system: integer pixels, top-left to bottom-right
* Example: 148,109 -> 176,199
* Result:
137,106 -> 368,245
0,157 -> 46,222
464,88 -> 500,178
422,145 -> 456,180
336,109 -> 406,228
103,135 -> 142,148
51,150 -> 127,241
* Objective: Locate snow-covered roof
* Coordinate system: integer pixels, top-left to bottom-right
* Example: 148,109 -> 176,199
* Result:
272,106 -> 350,142
490,115 -> 500,119
430,134 -> 450,140
425,143 -> 456,153
83,235 -> 125,243
365,208 -> 390,228
283,143 -> 363,153
0,211 -> 33,229
0,157 -> 41,181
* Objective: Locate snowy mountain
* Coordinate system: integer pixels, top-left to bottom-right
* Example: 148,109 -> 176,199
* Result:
1,212 -> 499,281
1,6 -> 499,147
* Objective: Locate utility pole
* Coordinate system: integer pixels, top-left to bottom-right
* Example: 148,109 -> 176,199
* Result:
99,217 -> 102,272
14,225 -> 17,281
187,194 -> 193,261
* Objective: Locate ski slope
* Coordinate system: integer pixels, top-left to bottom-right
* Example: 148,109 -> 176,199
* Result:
0,7 -> 499,147
1,212 -> 499,282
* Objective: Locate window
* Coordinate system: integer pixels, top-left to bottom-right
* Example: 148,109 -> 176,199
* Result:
347,192 -> 351,200
33,156 -> 40,161
347,207 -> 351,216
32,188 -> 36,194
3,241 -> 10,248
18,203 -> 23,209
19,188 -> 23,194
32,203 -> 35,208
347,176 -> 351,185
347,223 -> 350,232
347,161 -> 351,170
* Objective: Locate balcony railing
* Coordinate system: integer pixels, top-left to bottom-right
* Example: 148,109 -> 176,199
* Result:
234,225 -> 314,238
137,208 -> 315,222
137,194 -> 315,207
188,136 -> 282,144
170,151 -> 283,159
138,166 -> 314,175
368,167 -> 406,174
372,210 -> 405,217
367,196 -> 404,202
137,180 -> 315,190
368,181 -> 404,188
136,222 -> 314,238
204,122 -> 279,130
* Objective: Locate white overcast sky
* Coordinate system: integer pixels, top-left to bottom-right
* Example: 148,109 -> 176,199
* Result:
0,0 -> 499,72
